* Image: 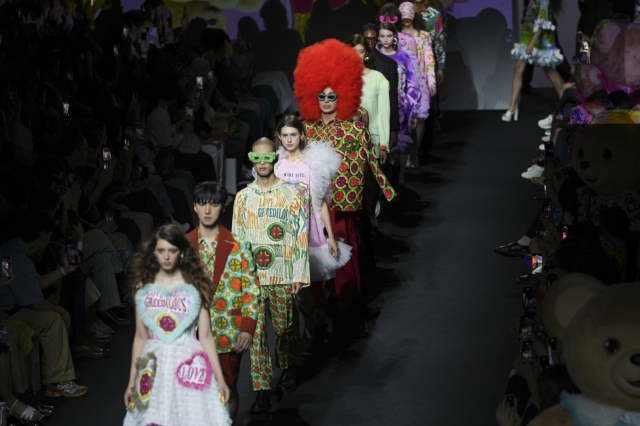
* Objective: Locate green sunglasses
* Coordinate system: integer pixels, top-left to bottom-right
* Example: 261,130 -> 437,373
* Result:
248,152 -> 278,164
317,92 -> 338,102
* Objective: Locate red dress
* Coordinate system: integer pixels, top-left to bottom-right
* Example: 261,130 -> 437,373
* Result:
304,118 -> 395,301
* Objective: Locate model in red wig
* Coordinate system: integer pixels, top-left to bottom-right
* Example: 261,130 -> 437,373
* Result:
293,38 -> 364,121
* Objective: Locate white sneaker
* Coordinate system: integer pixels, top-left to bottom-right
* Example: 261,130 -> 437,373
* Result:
541,134 -> 550,142
538,115 -> 552,130
544,129 -> 551,135
539,144 -> 545,151
521,165 -> 544,179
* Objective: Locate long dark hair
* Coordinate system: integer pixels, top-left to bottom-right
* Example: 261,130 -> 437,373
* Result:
378,22 -> 399,51
129,225 -> 213,306
274,115 -> 308,150
346,34 -> 376,70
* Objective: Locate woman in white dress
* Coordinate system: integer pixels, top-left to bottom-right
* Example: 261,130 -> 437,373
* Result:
123,225 -> 231,426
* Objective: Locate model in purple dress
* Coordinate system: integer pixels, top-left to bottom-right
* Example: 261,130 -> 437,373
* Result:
377,22 -> 422,155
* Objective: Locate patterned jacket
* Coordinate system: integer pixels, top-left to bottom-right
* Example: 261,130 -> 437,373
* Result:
304,118 -> 396,211
417,3 -> 446,70
232,180 -> 310,286
187,226 -> 260,354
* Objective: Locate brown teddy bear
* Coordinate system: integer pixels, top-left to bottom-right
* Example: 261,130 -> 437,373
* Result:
531,274 -> 640,425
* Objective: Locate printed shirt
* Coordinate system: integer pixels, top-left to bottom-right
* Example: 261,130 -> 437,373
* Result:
189,227 -> 260,353
232,180 -> 310,286
417,3 -> 446,69
304,118 -> 396,211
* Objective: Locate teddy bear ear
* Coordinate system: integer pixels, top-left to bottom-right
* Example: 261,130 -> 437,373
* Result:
542,273 -> 605,339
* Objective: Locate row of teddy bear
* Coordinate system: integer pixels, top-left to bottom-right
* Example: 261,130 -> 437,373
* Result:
497,16 -> 640,426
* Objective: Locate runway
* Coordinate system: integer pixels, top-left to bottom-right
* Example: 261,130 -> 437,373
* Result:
45,93 -> 554,425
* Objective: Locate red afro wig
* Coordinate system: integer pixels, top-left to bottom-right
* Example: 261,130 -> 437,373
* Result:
293,38 -> 364,121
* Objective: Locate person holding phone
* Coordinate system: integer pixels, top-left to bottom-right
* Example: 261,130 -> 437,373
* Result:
0,211 -> 90,397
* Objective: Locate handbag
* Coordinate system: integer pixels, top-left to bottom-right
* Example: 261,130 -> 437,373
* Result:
151,145 -> 177,180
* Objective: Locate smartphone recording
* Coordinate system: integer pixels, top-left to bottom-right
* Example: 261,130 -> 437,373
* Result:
66,242 -> 82,265
1,256 -> 11,279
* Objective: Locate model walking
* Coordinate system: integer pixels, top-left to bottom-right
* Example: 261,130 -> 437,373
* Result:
399,1 -> 437,168
123,225 -> 230,426
294,38 -> 396,303
503,0 -> 564,121
232,138 -> 310,413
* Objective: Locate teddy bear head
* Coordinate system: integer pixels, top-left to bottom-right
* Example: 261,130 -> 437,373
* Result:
571,108 -> 640,196
591,19 -> 640,89
543,274 -> 640,411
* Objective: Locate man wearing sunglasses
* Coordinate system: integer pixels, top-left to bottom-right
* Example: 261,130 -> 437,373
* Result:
232,138 -> 310,413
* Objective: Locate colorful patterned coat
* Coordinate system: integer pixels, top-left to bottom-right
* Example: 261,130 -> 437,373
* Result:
304,118 -> 396,210
417,2 -> 447,70
232,180 -> 310,286
187,226 -> 260,354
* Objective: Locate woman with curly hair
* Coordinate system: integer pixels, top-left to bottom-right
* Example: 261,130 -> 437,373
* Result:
123,225 -> 231,426
502,0 -> 564,121
293,38 -> 395,304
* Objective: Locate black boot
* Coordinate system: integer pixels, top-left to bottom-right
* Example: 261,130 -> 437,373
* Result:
249,390 -> 271,414
277,365 -> 297,393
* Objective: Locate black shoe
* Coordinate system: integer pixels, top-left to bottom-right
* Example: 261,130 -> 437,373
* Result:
249,390 -> 271,414
99,309 -> 131,327
110,304 -> 131,318
518,273 -> 541,285
277,365 -> 297,393
494,241 -> 529,258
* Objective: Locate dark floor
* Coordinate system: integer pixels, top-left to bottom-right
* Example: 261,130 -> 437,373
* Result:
43,92 -> 555,425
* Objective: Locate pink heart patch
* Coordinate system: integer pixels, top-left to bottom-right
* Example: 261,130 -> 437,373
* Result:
175,351 -> 212,391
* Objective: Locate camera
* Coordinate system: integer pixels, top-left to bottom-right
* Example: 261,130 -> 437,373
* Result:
136,121 -> 144,141
536,222 -> 548,239
521,340 -> 533,362
102,148 -> 111,172
531,254 -> 543,269
1,256 -> 11,279
519,313 -> 535,340
522,285 -> 537,310
66,242 -> 82,265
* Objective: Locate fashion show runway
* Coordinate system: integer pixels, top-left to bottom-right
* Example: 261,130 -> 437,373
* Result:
44,95 -> 553,425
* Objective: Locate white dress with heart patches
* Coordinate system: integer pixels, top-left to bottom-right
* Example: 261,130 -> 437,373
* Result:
123,283 -> 231,426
